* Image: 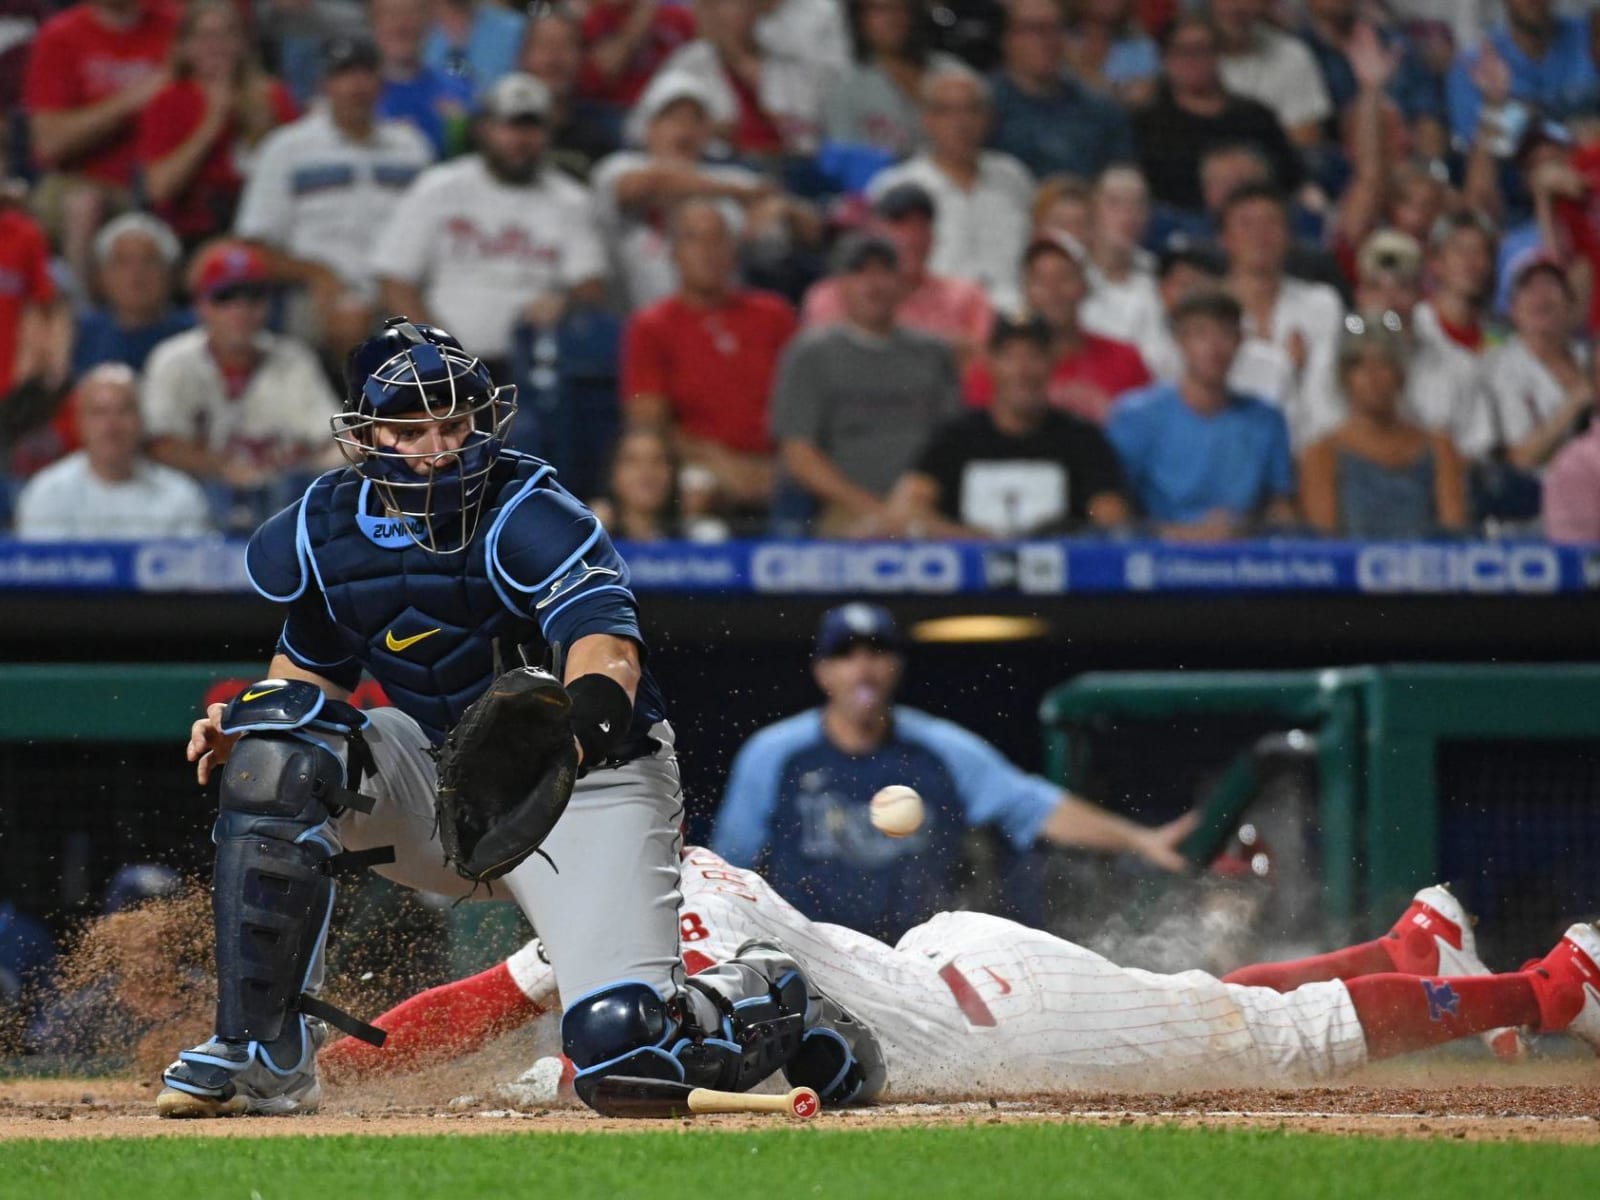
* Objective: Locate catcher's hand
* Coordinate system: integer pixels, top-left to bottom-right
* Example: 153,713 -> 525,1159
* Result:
435,666 -> 579,884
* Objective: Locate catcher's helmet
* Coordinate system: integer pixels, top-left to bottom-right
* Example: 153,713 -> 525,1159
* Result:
332,317 -> 517,552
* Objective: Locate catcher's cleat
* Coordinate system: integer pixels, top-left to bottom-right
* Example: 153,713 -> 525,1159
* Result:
158,1019 -> 326,1118
1524,923 -> 1600,1054
1384,884 -> 1528,1060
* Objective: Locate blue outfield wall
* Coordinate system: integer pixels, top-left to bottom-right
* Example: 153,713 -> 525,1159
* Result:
0,536 -> 1594,598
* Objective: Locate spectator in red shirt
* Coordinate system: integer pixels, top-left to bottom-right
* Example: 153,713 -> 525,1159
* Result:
966,234 -> 1150,423
801,182 -> 993,363
0,192 -> 70,403
23,0 -> 177,288
580,0 -> 698,108
623,198 -> 798,509
137,0 -> 299,250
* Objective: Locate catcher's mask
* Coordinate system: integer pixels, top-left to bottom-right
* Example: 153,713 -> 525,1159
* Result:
333,317 -> 517,553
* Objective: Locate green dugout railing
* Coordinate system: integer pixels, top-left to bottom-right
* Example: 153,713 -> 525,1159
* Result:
1040,665 -> 1600,934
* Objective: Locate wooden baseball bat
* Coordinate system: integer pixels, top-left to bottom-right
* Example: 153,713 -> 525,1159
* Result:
587,1075 -> 822,1120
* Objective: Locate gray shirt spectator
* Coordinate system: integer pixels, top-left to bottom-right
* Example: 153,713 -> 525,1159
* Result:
773,235 -> 962,536
821,0 -> 965,159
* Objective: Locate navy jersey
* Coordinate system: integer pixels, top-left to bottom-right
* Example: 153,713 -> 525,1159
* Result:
710,707 -> 1060,942
244,450 -> 667,752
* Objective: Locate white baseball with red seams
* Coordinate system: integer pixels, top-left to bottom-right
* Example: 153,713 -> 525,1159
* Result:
507,847 -> 1368,1096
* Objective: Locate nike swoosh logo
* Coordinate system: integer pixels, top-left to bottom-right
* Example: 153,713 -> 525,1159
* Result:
240,686 -> 285,703
385,627 -> 442,652
535,563 -> 620,610
982,967 -> 1012,996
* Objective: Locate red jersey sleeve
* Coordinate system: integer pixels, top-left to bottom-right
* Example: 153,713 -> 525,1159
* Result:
963,360 -> 995,408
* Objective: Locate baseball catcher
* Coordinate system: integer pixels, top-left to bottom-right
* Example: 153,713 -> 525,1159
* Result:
158,319 -> 881,1117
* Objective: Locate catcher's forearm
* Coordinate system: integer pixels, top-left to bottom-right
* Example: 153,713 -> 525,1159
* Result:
562,633 -> 641,701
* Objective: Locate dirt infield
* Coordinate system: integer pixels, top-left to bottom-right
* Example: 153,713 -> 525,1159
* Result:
4,1059 -> 1596,1145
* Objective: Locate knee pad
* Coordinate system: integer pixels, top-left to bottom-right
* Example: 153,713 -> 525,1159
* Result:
561,982 -> 684,1107
208,680 -> 385,1046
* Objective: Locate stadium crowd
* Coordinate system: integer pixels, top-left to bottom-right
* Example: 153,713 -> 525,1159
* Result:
4,0 -> 1600,542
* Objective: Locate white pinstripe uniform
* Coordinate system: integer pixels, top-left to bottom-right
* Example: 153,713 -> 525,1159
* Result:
507,847 -> 1369,1096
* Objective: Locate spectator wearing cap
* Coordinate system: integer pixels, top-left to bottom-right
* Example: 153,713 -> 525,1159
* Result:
135,0 -> 300,251
771,234 -> 963,536
234,35 -> 434,360
374,73 -> 608,373
710,602 -> 1195,942
1107,290 -> 1295,541
1079,164 -> 1166,369
1210,0 -> 1331,148
986,0 -> 1135,181
966,236 -> 1149,424
890,315 -> 1129,537
0,190 -> 69,404
578,0 -> 697,109
652,0 -> 827,158
1414,212 -> 1498,359
1542,399 -> 1600,542
623,199 -> 797,510
1298,316 -> 1468,539
1483,255 -> 1593,474
371,0 -> 474,157
597,72 -> 816,312
1220,182 -> 1346,448
822,0 -> 967,160
424,0 -> 527,103
15,363 -> 213,539
142,241 -> 341,502
72,213 -> 194,378
1445,0 -> 1599,150
1349,228 -> 1495,461
801,182 -> 993,363
520,7 -> 623,181
22,0 -> 178,289
867,66 -> 1034,309
1132,14 -> 1303,216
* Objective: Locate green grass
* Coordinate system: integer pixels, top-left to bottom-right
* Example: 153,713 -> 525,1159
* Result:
3,1123 -> 1595,1200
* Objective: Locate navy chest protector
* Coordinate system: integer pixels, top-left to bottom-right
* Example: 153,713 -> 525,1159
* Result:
263,458 -> 557,743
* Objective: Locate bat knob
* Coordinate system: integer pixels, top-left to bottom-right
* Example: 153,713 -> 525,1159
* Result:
789,1087 -> 821,1120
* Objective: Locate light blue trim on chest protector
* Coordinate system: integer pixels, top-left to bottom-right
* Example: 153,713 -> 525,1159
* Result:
245,495 -> 311,603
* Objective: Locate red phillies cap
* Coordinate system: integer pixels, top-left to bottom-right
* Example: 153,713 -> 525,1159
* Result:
191,240 -> 272,300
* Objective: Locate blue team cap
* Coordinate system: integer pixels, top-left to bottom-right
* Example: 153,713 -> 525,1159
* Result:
815,603 -> 905,659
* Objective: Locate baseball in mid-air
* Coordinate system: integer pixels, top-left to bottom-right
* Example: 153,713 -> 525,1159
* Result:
870,785 -> 925,838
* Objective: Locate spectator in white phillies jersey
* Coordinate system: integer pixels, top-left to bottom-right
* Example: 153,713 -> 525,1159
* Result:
233,35 -> 434,360
140,241 -> 341,512
14,364 -> 213,540
320,844 -> 1595,1095
373,72 -> 608,374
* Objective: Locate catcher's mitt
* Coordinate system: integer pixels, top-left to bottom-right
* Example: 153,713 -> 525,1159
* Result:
435,666 -> 579,884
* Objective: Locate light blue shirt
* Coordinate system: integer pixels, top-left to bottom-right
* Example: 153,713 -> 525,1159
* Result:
1107,383 -> 1294,525
1447,18 -> 1600,145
